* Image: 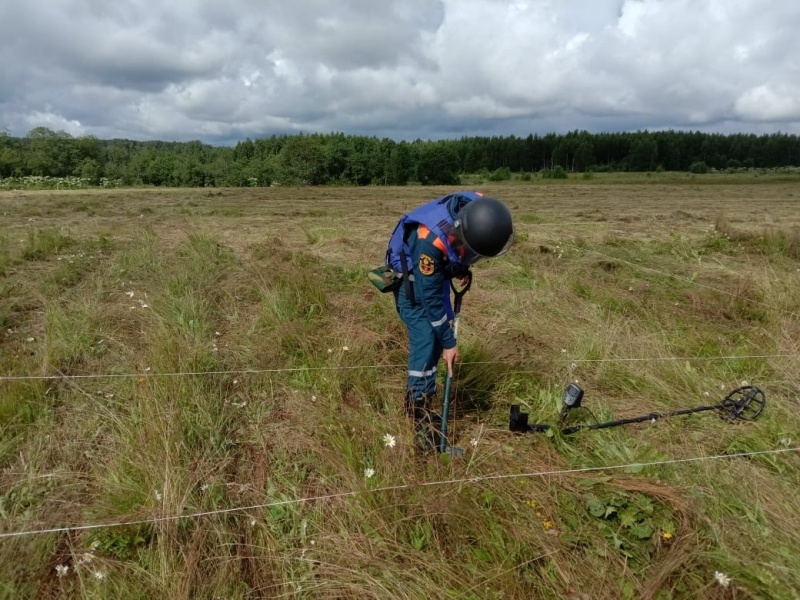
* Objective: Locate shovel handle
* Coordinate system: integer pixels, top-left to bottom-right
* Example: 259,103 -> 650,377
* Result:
440,270 -> 472,453
450,270 -> 473,312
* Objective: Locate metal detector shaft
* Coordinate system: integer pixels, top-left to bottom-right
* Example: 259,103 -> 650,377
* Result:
439,272 -> 472,454
562,405 -> 719,435
561,386 -> 765,435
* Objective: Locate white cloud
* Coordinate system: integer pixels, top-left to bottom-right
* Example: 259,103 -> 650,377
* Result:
735,85 -> 800,122
444,95 -> 535,120
23,111 -> 86,137
1,0 -> 799,142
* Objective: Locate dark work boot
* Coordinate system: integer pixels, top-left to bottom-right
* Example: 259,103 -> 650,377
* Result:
404,392 -> 439,453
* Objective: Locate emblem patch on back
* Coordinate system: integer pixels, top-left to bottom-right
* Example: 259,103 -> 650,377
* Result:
419,254 -> 435,275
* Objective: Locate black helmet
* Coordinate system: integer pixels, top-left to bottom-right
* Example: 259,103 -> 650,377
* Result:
453,196 -> 514,263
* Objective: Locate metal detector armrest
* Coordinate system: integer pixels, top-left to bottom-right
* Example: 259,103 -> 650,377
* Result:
509,405 -> 551,433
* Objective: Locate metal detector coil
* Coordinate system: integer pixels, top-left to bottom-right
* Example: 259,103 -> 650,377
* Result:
720,385 -> 766,422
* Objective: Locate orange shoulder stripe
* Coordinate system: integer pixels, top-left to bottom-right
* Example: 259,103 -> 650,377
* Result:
417,225 -> 446,253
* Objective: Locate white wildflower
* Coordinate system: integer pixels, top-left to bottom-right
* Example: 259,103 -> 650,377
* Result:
125,291 -> 134,298
154,490 -> 162,501
250,518 -> 256,527
311,395 -> 317,402
342,346 -> 349,351
93,570 -> 106,580
740,380 -> 749,387
55,564 -> 69,577
470,438 -> 479,448
383,433 -> 396,448
364,467 -> 375,479
714,571 -> 731,587
26,337 -> 35,342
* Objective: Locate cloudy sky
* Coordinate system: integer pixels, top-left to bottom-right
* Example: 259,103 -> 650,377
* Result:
1,0 -> 799,145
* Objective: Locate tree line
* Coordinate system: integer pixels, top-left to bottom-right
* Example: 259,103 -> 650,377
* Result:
1,126 -> 799,187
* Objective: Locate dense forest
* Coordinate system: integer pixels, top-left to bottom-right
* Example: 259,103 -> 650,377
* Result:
1,127 -> 799,187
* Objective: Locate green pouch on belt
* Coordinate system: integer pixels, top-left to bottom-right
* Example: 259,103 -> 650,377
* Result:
368,264 -> 403,293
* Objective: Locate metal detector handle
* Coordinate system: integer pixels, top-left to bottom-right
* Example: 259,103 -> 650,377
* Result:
440,270 -> 472,453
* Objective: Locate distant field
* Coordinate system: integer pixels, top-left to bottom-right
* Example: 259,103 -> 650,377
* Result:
1,183 -> 799,599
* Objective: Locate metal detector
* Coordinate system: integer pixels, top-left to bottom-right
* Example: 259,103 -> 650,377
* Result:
509,384 -> 766,436
439,272 -> 473,455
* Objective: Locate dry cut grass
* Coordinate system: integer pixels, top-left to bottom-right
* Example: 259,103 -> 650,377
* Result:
0,180 -> 799,599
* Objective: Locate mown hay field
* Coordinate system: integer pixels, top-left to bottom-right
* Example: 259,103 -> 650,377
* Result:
1,180 -> 799,599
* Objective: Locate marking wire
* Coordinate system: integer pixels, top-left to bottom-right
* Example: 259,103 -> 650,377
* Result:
1,354 -> 797,382
1,446 -> 797,540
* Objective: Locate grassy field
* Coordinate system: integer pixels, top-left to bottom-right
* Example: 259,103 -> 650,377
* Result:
1,179 -> 799,599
